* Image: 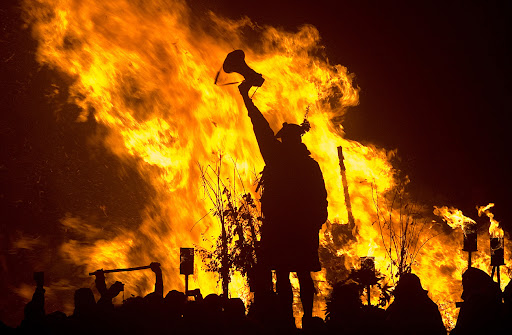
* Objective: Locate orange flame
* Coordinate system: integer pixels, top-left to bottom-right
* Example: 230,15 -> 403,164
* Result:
477,203 -> 503,238
433,206 -> 476,233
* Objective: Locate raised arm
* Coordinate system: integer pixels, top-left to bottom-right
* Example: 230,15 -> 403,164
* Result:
93,270 -> 124,308
150,262 -> 163,298
31,272 -> 45,316
23,272 -> 45,324
238,82 -> 280,163
93,270 -> 108,297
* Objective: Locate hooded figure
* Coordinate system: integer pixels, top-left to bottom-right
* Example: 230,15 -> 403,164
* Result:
385,273 -> 446,335
451,267 -> 504,335
238,80 -> 328,325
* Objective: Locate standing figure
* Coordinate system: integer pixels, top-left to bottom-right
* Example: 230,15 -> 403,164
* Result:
238,80 -> 328,325
385,273 -> 446,335
451,267 -> 504,335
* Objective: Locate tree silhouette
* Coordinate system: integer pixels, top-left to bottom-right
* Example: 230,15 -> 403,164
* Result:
197,155 -> 261,296
372,181 -> 439,279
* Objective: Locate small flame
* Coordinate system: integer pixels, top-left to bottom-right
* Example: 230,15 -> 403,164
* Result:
477,203 -> 503,238
433,206 -> 476,233
366,238 -> 378,257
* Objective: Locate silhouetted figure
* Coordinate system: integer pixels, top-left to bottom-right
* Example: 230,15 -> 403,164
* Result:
91,270 -> 125,334
92,269 -> 124,312
325,282 -> 364,334
164,289 -> 186,321
384,273 -> 446,335
73,288 -> 96,318
223,297 -> 246,325
118,296 -> 146,334
68,287 -> 99,335
451,268 -> 503,335
45,311 -> 67,335
142,262 -> 166,334
224,297 -> 245,319
239,80 -> 328,326
0,320 -> 14,335
303,316 -> 328,335
18,272 -> 47,333
199,293 -> 224,335
325,281 -> 385,335
150,262 -> 163,298
503,279 -> 512,332
182,298 -> 207,335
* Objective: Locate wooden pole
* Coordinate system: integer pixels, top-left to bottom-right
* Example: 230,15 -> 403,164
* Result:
337,146 -> 355,230
89,265 -> 151,276
491,265 -> 501,287
497,266 -> 501,287
367,285 -> 371,306
185,274 -> 189,295
220,215 -> 229,297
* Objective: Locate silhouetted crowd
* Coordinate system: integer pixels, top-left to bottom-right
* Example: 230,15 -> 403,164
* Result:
1,266 -> 511,335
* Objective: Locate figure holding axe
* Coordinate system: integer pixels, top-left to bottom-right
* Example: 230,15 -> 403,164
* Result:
90,262 -> 163,304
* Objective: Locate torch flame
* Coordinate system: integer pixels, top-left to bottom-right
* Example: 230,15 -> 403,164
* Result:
433,206 -> 476,233
477,203 -> 503,238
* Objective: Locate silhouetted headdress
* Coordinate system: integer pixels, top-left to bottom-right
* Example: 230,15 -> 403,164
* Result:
393,273 -> 427,300
275,119 -> 311,140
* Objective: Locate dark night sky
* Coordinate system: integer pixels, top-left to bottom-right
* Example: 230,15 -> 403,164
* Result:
195,0 -> 512,232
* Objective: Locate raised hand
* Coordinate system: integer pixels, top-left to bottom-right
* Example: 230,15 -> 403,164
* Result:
150,262 -> 161,273
33,272 -> 44,288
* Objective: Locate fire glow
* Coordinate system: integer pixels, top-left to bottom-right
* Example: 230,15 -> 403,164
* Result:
478,203 -> 504,238
19,0 -> 510,330
433,206 -> 476,234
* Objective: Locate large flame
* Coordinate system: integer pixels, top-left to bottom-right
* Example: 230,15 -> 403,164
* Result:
19,0 -> 510,329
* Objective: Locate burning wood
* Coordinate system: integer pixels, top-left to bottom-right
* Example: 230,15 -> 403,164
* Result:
337,146 -> 356,231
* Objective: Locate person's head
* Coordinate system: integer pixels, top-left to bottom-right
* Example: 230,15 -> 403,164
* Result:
144,291 -> 163,307
329,282 -> 362,309
461,267 -> 500,301
203,293 -> 223,314
224,298 -> 245,318
165,290 -> 186,305
462,268 -> 490,292
164,290 -> 186,316
275,122 -> 305,146
326,281 -> 362,322
393,273 -> 426,301
73,288 -> 96,317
